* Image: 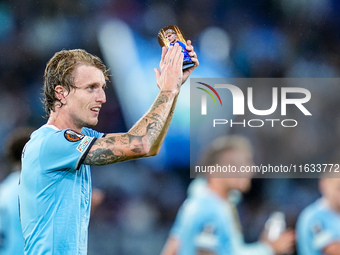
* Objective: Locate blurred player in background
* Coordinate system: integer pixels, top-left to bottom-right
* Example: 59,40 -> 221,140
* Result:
19,44 -> 198,255
161,135 -> 295,255
296,172 -> 340,255
0,127 -> 33,255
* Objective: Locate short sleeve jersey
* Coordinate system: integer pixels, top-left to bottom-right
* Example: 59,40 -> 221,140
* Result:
297,198 -> 340,255
171,189 -> 233,255
170,180 -> 273,255
18,124 -> 104,255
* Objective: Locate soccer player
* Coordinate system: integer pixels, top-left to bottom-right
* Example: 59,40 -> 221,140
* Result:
19,43 -> 198,255
296,175 -> 340,255
161,135 -> 295,255
0,127 -> 33,255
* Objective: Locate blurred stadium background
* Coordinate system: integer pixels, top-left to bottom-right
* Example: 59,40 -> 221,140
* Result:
0,0 -> 340,254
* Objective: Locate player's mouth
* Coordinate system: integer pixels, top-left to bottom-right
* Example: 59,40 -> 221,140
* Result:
90,107 -> 101,114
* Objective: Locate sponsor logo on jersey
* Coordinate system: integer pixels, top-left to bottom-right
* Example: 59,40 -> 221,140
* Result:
77,136 -> 92,152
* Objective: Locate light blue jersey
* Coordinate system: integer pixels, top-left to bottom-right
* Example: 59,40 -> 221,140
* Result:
0,171 -> 24,255
171,188 -> 233,255
171,179 -> 273,255
297,198 -> 340,255
19,124 -> 103,255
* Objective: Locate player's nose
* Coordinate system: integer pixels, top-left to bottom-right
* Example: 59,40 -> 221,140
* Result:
97,88 -> 106,103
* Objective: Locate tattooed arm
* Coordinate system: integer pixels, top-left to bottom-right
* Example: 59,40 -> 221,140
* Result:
84,44 -> 186,166
125,39 -> 199,156
84,90 -> 179,165
146,40 -> 199,155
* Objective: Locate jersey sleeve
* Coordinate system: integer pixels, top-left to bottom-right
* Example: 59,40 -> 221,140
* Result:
310,214 -> 339,251
171,196 -> 233,255
40,128 -> 103,171
297,204 -> 340,254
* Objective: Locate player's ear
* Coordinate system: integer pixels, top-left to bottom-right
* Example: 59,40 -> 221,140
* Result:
55,85 -> 67,105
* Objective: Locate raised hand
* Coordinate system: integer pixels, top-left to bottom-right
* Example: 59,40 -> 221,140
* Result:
154,44 -> 184,93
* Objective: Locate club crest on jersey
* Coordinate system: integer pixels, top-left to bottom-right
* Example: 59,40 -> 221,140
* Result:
64,130 -> 85,142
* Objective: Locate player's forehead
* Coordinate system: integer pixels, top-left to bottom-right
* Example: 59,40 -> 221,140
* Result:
72,64 -> 106,87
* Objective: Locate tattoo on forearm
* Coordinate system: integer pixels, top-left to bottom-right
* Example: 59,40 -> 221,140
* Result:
149,112 -> 165,123
85,90 -> 177,165
85,134 -> 147,165
128,134 -> 144,154
150,92 -> 170,112
130,119 -> 148,136
85,146 -> 125,165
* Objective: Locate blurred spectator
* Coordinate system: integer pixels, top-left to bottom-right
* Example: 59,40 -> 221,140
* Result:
0,127 -> 33,255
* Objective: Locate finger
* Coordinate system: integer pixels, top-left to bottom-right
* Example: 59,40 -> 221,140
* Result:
161,47 -> 167,62
186,40 -> 193,51
163,45 -> 175,65
154,68 -> 161,89
172,45 -> 184,68
189,51 -> 196,57
176,52 -> 184,67
186,44 -> 194,53
166,44 -> 180,67
188,50 -> 197,59
186,44 -> 196,59
185,40 -> 198,66
160,46 -> 168,67
161,46 -> 167,60
190,57 -> 199,67
173,44 -> 183,66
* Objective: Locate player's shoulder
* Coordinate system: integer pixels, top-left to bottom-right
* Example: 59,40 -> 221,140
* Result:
81,127 -> 104,138
298,199 -> 330,226
31,124 -> 61,139
32,125 -> 102,140
180,190 -> 225,221
299,199 -> 320,216
24,125 -> 59,150
28,125 -> 83,152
